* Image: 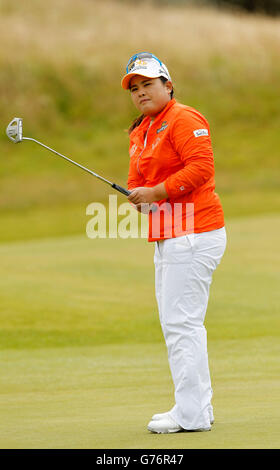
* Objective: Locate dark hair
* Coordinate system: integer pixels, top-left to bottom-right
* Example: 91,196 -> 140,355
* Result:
128,77 -> 174,135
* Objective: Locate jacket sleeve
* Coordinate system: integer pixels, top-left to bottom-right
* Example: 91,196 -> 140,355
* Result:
164,110 -> 215,199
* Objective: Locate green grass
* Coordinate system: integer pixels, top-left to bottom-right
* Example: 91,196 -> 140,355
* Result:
0,0 -> 280,449
1,189 -> 280,244
0,214 -> 279,448
0,0 -> 280,219
1,213 -> 279,348
1,76 -> 279,214
0,339 -> 279,449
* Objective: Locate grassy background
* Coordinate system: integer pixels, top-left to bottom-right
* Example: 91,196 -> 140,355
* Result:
0,0 -> 280,449
1,0 -> 280,242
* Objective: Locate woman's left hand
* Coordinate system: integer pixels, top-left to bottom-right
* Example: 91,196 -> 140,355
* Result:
128,187 -> 155,205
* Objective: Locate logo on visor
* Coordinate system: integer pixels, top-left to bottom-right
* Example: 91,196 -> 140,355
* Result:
130,59 -> 148,72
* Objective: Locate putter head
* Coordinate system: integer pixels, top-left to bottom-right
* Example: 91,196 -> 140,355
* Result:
6,117 -> 23,143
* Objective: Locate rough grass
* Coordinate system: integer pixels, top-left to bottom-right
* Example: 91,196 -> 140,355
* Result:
0,0 -> 280,232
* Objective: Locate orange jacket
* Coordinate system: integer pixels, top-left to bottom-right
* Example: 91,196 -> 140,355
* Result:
127,98 -> 225,242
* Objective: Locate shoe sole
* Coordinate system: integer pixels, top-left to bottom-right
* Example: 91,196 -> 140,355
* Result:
147,426 -> 183,434
148,425 -> 211,434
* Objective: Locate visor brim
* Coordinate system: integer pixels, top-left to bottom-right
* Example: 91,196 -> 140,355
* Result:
121,71 -> 164,90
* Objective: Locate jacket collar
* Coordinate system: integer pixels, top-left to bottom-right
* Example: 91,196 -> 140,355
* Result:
130,98 -> 176,142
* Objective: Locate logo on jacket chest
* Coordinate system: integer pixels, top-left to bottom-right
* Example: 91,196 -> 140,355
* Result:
156,121 -> 168,134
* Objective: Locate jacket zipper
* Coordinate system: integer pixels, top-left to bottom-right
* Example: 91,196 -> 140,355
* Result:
137,120 -> 153,177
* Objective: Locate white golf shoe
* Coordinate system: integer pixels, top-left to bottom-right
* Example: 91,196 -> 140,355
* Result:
147,414 -> 184,434
151,411 -> 172,421
152,408 -> 214,425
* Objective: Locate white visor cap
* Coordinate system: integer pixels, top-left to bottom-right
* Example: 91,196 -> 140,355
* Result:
121,58 -> 171,90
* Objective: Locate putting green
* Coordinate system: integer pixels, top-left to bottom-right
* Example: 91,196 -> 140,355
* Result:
0,340 -> 279,449
0,214 -> 279,448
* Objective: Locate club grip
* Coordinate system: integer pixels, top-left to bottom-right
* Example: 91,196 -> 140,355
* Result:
112,183 -> 158,212
111,183 -> 131,196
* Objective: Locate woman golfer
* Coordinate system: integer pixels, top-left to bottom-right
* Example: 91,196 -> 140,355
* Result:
121,52 -> 226,433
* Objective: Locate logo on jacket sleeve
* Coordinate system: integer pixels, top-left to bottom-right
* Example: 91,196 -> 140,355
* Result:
157,121 -> 168,134
193,128 -> 209,137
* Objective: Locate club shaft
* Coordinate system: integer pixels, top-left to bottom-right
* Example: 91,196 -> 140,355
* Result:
22,137 -> 113,186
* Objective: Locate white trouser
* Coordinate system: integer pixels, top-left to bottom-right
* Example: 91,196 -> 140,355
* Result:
154,227 -> 227,430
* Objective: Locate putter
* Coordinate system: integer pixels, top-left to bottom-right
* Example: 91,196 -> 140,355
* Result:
6,117 -> 130,196
6,118 -> 158,211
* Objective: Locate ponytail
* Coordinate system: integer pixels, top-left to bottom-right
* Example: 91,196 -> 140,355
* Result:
128,114 -> 145,135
